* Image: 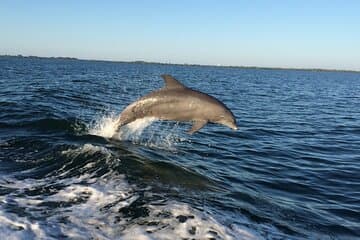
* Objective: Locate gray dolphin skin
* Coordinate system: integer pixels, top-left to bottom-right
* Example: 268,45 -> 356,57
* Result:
115,74 -> 237,134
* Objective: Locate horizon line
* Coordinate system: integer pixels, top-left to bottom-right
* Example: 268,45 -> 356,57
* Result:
1,54 -> 359,74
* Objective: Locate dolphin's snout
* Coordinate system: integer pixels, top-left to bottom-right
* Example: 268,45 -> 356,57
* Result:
221,121 -> 237,131
230,124 -> 238,130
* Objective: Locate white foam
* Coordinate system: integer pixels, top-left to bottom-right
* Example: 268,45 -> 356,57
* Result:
0,210 -> 48,240
61,143 -> 111,157
120,202 -> 261,240
0,172 -> 136,239
0,168 -> 262,240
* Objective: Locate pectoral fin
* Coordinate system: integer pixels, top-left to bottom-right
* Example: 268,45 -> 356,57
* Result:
187,120 -> 207,134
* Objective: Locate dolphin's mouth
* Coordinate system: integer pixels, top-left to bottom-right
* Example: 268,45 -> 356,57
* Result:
221,121 -> 237,131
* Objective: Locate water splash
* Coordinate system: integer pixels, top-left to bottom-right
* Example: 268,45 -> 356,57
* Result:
116,117 -> 158,140
88,112 -> 120,138
88,112 -> 155,139
139,121 -> 187,151
88,113 -> 186,151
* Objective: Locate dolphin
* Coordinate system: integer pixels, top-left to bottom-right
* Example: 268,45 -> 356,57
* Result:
115,74 -> 237,134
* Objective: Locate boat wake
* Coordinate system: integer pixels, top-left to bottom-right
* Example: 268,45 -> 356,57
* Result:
0,143 -> 260,240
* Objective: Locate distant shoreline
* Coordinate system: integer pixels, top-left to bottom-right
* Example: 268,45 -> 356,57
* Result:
1,54 -> 359,73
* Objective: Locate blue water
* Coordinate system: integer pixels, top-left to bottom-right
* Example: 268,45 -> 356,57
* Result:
0,56 -> 359,239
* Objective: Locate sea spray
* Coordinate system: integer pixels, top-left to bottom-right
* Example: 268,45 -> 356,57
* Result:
88,113 -> 186,151
141,121 -> 186,151
117,117 -> 158,141
88,112 -> 120,138
88,112 -> 155,139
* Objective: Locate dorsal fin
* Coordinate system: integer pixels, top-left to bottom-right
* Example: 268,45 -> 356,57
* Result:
161,74 -> 186,89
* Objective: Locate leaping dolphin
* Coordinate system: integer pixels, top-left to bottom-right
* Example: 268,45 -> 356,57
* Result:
115,74 -> 237,134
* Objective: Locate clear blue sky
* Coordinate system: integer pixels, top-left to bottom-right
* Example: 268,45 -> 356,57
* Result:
1,1 -> 359,70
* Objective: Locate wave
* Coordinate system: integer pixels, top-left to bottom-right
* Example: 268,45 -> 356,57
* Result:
0,143 -> 258,240
0,117 -> 87,134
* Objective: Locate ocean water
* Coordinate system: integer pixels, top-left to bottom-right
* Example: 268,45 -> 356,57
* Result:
0,56 -> 359,240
